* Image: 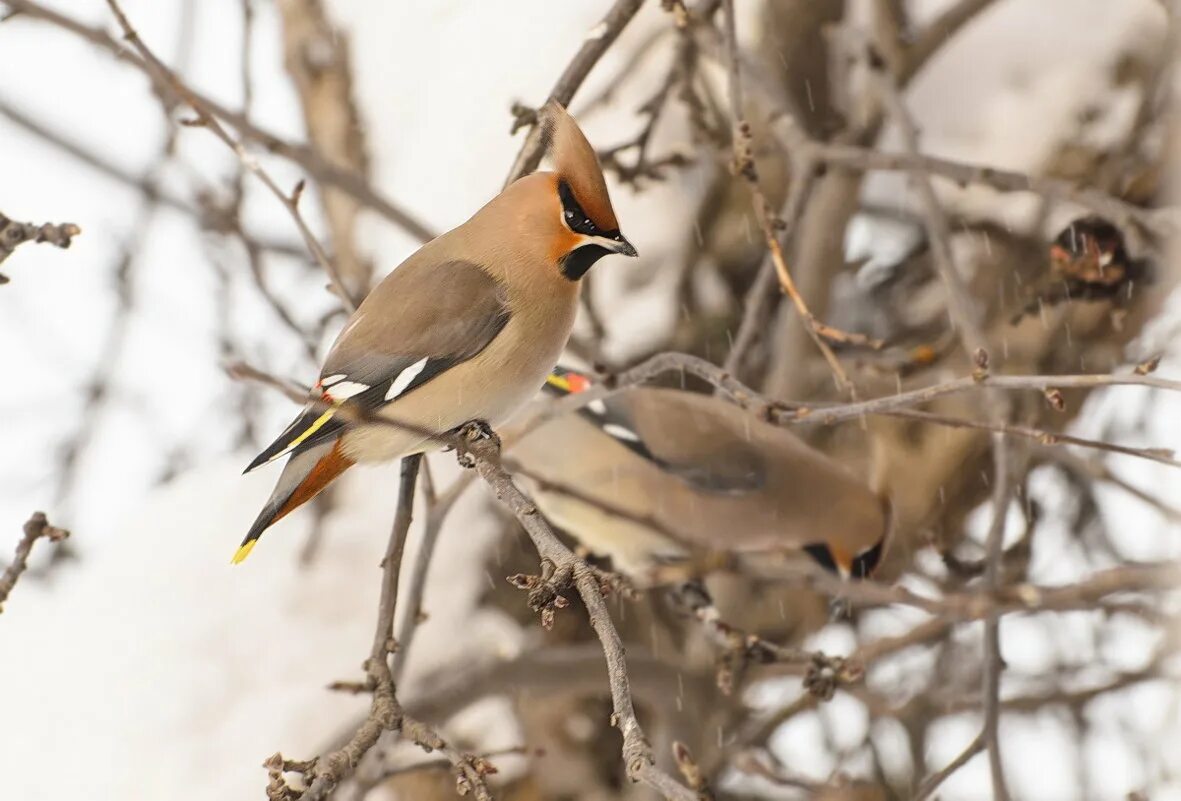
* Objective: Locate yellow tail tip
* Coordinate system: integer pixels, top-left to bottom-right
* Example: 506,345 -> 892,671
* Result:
231,539 -> 258,565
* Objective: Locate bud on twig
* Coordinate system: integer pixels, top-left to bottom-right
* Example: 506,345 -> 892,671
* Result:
971,348 -> 990,381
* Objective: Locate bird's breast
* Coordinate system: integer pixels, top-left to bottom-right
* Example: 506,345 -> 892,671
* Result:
340,285 -> 579,464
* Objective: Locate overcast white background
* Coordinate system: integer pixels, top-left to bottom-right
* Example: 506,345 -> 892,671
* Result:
0,1 -> 1178,799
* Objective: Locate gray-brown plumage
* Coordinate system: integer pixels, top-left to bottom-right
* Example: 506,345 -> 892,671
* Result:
235,103 -> 636,562
510,368 -> 891,584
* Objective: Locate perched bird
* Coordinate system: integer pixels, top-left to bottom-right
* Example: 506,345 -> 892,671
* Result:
1048,216 -> 1133,287
235,103 -> 636,562
510,367 -> 891,584
1011,216 -> 1147,324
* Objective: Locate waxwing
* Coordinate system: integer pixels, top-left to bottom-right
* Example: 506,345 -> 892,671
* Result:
236,103 -> 636,562
509,367 -> 891,584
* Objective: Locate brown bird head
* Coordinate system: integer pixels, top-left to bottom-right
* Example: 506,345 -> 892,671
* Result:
459,102 -> 634,284
803,537 -> 887,580
1049,216 -> 1131,286
513,101 -> 637,280
803,497 -> 893,581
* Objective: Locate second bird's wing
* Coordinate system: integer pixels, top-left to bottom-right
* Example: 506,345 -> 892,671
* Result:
245,259 -> 510,472
617,389 -> 767,494
545,372 -> 766,495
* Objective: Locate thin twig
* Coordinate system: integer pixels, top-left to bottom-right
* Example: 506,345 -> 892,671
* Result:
371,456 -> 423,664
881,408 -> 1181,470
462,431 -> 699,801
0,211 -> 80,282
292,455 -> 423,800
869,42 -> 985,355
0,512 -> 70,612
914,732 -> 985,801
899,0 -> 1000,84
0,96 -> 309,261
4,0 -> 437,245
364,746 -> 531,787
979,448 -> 1015,801
102,0 -> 359,312
287,455 -> 494,801
1041,446 -> 1181,523
669,581 -> 860,697
516,351 -> 1181,469
749,558 -> 1181,622
503,0 -> 646,187
390,470 -> 477,682
723,150 -> 818,378
809,140 -> 1173,245
781,371 -> 1181,424
719,0 -> 873,396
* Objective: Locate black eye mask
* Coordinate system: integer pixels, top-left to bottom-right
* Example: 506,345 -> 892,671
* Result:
558,179 -> 619,240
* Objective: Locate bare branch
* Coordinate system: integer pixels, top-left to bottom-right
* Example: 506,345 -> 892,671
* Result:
809,139 -> 1174,248
287,455 -> 495,801
914,732 -> 985,801
722,152 -> 817,377
461,428 -> 700,801
0,512 -> 70,612
719,0 -> 868,395
4,0 -> 437,245
390,470 -> 477,682
102,0 -> 359,311
504,0 -> 646,186
979,449 -> 1016,801
0,211 -> 80,282
0,97 -> 312,262
900,0 -> 1001,84
277,0 -> 375,297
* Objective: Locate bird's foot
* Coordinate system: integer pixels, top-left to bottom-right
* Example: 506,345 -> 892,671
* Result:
458,419 -> 497,442
453,419 -> 500,469
589,563 -> 640,602
669,580 -> 861,696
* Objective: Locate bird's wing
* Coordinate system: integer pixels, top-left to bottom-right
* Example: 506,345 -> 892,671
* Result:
621,389 -> 767,494
245,259 -> 510,472
543,370 -> 765,494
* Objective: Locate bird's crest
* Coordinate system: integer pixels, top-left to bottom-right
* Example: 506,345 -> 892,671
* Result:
538,101 -> 619,232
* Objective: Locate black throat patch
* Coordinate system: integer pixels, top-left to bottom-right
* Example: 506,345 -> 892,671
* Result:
560,244 -> 612,280
557,179 -> 620,282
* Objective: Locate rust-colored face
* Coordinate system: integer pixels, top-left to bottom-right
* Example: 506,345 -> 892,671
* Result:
541,101 -> 619,230
1050,216 -> 1130,286
538,102 -> 636,279
803,537 -> 887,580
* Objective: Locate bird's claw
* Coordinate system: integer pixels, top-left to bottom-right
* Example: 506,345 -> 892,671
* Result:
458,419 -> 497,443
454,419 -> 500,469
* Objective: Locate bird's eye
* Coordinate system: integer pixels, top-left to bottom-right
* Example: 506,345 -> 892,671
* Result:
558,179 -> 602,237
803,544 -> 839,575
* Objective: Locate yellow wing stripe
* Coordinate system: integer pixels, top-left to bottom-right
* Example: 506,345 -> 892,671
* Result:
260,407 -> 338,467
289,408 -> 337,449
546,373 -> 572,393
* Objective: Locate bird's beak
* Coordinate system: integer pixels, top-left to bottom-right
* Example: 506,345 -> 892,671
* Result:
577,232 -> 638,259
607,232 -> 638,258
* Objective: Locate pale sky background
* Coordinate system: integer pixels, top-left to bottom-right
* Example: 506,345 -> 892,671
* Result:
0,1 -> 1177,799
